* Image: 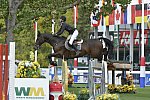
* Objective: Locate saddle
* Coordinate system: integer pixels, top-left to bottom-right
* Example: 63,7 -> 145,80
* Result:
65,35 -> 83,51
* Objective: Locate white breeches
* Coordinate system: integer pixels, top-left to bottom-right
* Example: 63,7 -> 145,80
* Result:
69,30 -> 78,45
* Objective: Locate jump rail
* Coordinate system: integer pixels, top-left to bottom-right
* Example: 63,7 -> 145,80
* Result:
0,42 -> 15,100
0,44 -> 8,100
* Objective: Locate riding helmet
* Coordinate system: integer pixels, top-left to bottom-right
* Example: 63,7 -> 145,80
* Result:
60,16 -> 66,22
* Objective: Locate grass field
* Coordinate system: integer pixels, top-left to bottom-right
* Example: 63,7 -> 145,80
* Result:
119,86 -> 150,100
68,84 -> 150,100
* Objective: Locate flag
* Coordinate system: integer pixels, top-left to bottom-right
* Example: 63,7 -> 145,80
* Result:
107,0 -> 115,25
103,11 -> 115,26
111,0 -> 115,6
131,5 -> 136,23
131,4 -> 148,23
147,3 -> 150,29
121,5 -> 132,24
127,5 -> 132,24
105,16 -> 109,26
109,10 -> 115,25
115,4 -> 121,25
90,12 -> 100,27
138,0 -> 142,4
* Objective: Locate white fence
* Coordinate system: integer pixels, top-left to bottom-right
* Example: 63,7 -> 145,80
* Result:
47,68 -> 150,86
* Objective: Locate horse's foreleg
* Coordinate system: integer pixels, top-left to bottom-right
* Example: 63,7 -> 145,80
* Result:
48,53 -> 60,65
48,54 -> 52,63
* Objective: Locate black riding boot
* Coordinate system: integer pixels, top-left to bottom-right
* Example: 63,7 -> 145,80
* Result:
71,44 -> 80,56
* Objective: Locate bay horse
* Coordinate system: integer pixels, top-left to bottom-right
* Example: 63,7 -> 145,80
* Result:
34,31 -> 113,65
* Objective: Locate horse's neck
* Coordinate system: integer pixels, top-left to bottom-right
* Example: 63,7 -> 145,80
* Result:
43,35 -> 56,47
44,35 -> 64,47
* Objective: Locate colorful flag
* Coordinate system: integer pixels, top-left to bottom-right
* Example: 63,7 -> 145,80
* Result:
131,4 -> 148,23
103,11 -> 115,26
131,5 -> 136,23
91,13 -> 100,27
115,4 -> 121,25
121,5 -> 132,24
138,0 -> 142,4
109,10 -> 115,25
111,0 -> 115,6
147,3 -> 150,29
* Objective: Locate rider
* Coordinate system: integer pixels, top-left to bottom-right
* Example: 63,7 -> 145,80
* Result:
55,16 -> 80,55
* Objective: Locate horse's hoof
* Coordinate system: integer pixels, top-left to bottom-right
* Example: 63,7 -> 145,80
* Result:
50,61 -> 57,66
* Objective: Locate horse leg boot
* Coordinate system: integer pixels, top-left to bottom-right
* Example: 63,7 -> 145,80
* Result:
103,48 -> 108,61
48,55 -> 52,64
71,44 -> 80,56
48,53 -> 60,66
48,54 -> 56,65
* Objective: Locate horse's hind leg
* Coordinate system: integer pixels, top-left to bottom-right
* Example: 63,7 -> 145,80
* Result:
102,48 -> 108,61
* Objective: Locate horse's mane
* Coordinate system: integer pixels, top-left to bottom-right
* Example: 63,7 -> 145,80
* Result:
42,33 -> 66,42
53,35 -> 66,40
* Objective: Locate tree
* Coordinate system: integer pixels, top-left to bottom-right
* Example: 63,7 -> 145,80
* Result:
0,0 -> 132,67
0,0 -> 132,42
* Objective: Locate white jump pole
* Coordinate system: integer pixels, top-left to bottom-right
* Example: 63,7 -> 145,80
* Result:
52,19 -> 55,62
9,42 -> 15,100
51,19 -> 55,78
74,6 -> 77,29
73,5 -> 78,82
102,11 -> 108,93
130,24 -> 134,71
35,21 -> 38,62
140,0 -> 145,88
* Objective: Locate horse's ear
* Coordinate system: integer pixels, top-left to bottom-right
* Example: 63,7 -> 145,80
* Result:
37,31 -> 41,37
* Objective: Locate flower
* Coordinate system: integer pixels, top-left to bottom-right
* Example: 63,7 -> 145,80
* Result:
16,61 -> 41,78
15,51 -> 43,78
30,51 -> 35,61
108,84 -> 136,93
68,73 -> 74,84
79,88 -> 89,94
96,93 -> 119,100
63,92 -> 77,100
96,84 -> 101,90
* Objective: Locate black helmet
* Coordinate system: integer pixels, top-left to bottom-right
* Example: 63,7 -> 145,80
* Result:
60,16 -> 66,22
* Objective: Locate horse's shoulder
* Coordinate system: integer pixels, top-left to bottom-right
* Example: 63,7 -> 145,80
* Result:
43,33 -> 52,37
60,36 -> 67,39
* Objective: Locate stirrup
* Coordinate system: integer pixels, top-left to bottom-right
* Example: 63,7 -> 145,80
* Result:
76,39 -> 83,44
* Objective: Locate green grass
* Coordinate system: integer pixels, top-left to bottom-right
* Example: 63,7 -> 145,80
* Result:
68,84 -> 150,100
119,86 -> 150,100
68,83 -> 88,95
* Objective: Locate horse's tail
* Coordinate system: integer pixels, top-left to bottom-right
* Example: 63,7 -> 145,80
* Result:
100,37 -> 114,59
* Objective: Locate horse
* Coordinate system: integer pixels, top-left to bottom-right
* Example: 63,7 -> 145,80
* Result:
34,31 -> 113,65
